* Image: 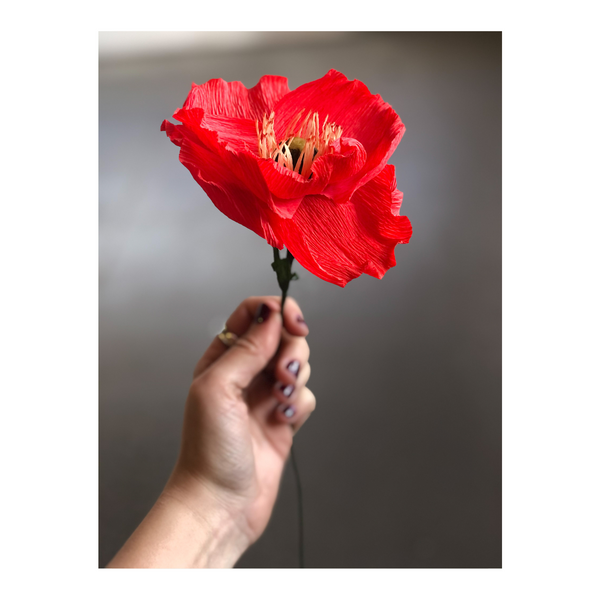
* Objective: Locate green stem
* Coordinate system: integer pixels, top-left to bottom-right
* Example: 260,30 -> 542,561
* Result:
272,247 -> 296,318
271,245 -> 304,567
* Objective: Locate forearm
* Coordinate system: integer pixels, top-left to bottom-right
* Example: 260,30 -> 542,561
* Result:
106,477 -> 251,569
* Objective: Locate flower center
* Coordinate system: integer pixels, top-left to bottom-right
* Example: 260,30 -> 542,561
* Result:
256,110 -> 342,178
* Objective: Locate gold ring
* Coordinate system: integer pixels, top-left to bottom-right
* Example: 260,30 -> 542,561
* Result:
217,327 -> 239,348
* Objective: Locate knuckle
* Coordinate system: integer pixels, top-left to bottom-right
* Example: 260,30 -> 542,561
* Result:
296,363 -> 311,388
303,387 -> 316,411
190,370 -> 219,397
285,295 -> 299,310
287,336 -> 310,361
245,296 -> 260,309
234,334 -> 269,363
300,362 -> 312,384
235,334 -> 261,355
289,333 -> 309,354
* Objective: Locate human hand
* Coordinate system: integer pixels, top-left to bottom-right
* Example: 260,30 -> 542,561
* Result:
108,296 -> 314,568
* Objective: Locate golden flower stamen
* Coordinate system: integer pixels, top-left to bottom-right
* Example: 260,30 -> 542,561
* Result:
256,110 -> 342,177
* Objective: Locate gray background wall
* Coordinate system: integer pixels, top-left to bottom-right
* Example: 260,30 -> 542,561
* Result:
99,31 -> 501,568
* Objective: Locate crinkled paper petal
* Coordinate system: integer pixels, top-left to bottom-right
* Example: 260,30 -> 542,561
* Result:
183,75 -> 290,120
173,107 -> 259,154
317,137 -> 367,185
258,156 -> 332,204
166,108 -> 306,219
161,119 -> 282,247
277,164 -> 412,287
273,69 -> 405,202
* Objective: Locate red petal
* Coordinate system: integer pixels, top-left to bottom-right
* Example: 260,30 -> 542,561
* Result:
168,106 -> 325,219
162,116 -> 283,248
160,119 -> 185,145
317,137 -> 367,185
276,164 -> 412,287
273,70 -> 405,202
183,75 -> 290,120
179,109 -> 259,154
258,156 -> 331,201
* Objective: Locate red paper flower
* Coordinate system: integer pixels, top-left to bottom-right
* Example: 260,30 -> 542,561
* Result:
161,69 -> 412,287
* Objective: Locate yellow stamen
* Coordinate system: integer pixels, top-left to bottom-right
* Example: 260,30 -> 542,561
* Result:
256,110 -> 342,178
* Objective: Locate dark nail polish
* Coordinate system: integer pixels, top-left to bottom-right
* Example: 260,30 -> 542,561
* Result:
279,404 -> 295,418
277,382 -> 295,398
287,360 -> 300,377
296,315 -> 307,325
254,303 -> 271,324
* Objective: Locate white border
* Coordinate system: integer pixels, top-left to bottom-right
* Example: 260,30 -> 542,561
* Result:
2,2 -> 599,598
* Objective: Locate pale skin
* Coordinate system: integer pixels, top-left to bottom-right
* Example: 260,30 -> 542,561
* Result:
107,296 -> 315,568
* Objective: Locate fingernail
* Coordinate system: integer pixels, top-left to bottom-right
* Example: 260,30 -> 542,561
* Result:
277,382 -> 295,398
296,315 -> 307,326
286,360 -> 300,377
254,303 -> 271,324
279,404 -> 296,419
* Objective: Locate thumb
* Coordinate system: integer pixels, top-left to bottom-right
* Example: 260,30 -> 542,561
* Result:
207,301 -> 282,391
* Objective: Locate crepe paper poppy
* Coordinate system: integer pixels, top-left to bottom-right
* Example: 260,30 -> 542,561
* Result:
161,69 -> 412,288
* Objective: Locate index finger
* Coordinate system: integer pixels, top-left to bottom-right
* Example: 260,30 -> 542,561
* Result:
193,295 -> 308,379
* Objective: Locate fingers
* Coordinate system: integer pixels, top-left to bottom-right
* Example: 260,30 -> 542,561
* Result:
193,295 -> 308,378
274,386 -> 317,434
248,361 -> 313,431
193,296 -> 278,378
271,330 -> 310,388
206,299 -> 282,392
280,296 -> 309,337
273,362 -> 311,404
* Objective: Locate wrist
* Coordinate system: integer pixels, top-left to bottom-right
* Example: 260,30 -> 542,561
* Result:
161,470 -> 252,568
108,468 -> 251,569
